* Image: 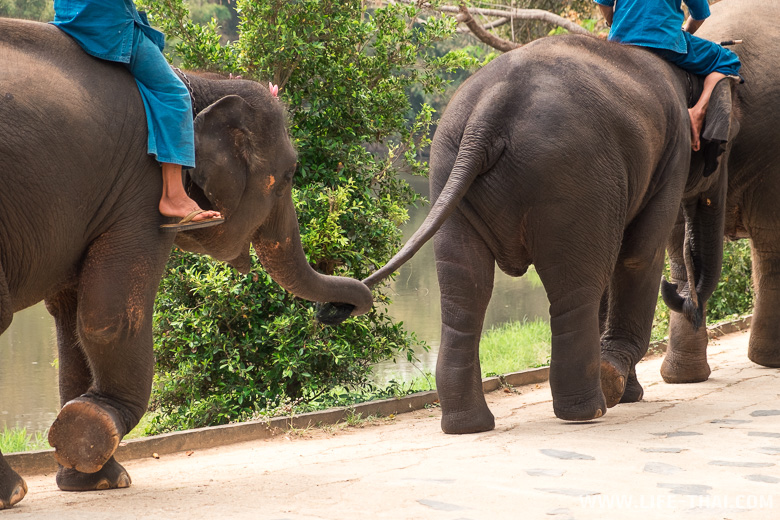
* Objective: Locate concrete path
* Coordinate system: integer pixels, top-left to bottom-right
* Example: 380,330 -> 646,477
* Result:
6,329 -> 780,519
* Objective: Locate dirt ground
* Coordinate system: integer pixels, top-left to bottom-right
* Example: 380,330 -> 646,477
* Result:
5,329 -> 780,519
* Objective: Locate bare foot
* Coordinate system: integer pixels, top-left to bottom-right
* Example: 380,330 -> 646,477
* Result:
160,162 -> 222,222
159,196 -> 222,222
688,107 -> 704,152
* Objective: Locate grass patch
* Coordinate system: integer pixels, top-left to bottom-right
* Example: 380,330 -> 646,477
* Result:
0,427 -> 50,453
479,318 -> 551,377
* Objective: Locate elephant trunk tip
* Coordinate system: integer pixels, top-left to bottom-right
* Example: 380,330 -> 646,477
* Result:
314,278 -> 374,326
315,302 -> 356,326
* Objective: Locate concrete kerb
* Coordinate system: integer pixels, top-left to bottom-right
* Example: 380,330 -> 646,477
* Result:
6,315 -> 753,477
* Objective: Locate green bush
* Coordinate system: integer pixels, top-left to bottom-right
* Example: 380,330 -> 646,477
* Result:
150,249 -> 421,433
707,239 -> 754,321
0,0 -> 52,21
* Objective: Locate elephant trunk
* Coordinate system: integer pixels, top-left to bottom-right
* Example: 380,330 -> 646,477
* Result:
661,173 -> 727,329
252,201 -> 373,323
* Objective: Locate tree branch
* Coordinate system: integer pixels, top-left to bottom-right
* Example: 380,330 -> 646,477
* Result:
458,16 -> 510,32
445,5 -> 591,36
386,1 -> 593,52
457,4 -> 519,52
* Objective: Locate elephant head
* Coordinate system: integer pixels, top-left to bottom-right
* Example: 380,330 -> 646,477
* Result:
661,77 -> 740,328
170,77 -> 372,321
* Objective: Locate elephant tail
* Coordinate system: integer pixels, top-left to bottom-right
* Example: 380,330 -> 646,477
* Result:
362,126 -> 499,288
661,279 -> 704,330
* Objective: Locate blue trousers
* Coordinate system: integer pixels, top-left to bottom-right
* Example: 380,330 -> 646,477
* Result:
126,26 -> 195,168
650,31 -> 742,78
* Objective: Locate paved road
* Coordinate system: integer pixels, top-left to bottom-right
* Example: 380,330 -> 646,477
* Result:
6,329 -> 780,519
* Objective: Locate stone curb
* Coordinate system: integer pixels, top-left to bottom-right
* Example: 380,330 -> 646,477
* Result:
6,315 -> 752,477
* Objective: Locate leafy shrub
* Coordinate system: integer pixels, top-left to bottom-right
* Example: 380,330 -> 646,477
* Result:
150,248 -> 421,433
707,239 -> 754,321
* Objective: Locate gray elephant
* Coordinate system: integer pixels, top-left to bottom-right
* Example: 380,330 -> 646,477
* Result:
661,0 -> 780,383
359,19 -> 739,433
0,18 -> 371,508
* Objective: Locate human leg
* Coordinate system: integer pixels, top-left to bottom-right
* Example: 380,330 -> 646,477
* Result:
159,162 -> 221,223
689,71 -> 726,152
653,32 -> 741,151
126,28 -> 221,224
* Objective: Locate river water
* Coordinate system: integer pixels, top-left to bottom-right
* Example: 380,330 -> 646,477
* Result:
371,174 -> 550,383
0,304 -> 60,434
0,175 -> 549,433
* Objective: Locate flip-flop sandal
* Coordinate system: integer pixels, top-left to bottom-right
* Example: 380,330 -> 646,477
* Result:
160,210 -> 225,232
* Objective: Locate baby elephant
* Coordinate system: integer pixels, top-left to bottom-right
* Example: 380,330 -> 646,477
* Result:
360,33 -> 737,433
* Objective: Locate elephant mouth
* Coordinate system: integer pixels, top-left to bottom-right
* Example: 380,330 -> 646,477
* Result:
226,246 -> 253,274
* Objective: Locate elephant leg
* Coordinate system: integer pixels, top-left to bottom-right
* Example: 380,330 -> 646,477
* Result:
620,366 -> 644,403
0,452 -> 27,509
747,235 -> 780,367
48,232 -> 166,474
661,216 -> 711,383
434,213 -> 496,434
598,288 -> 609,335
601,201 -> 673,406
0,270 -> 26,507
45,290 -> 131,491
662,306 -> 710,382
534,221 -> 619,421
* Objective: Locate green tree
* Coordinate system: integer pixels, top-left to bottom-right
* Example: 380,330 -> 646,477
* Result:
140,0 -> 479,432
0,0 -> 52,20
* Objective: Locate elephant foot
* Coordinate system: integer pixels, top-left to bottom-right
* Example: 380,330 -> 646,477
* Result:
619,368 -> 644,403
660,353 -> 711,384
553,387 -> 607,422
748,339 -> 780,368
599,357 -> 627,408
0,466 -> 27,510
440,405 -> 495,434
49,398 -> 122,474
56,457 -> 131,492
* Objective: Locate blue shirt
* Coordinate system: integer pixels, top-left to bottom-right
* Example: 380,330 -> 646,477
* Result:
594,0 -> 711,54
51,0 -> 165,63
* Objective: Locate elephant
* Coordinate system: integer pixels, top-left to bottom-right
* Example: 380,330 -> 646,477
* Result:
658,0 -> 780,384
355,19 -> 739,434
0,18 -> 371,508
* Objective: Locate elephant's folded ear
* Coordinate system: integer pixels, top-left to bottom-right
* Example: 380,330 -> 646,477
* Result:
191,95 -> 258,210
701,78 -> 740,177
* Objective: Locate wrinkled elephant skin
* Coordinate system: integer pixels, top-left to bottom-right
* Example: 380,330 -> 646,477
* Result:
0,18 -> 371,507
662,0 -> 780,382
363,32 -> 739,431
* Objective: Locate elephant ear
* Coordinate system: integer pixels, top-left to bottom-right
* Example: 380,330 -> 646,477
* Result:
700,78 -> 740,177
190,95 -> 258,211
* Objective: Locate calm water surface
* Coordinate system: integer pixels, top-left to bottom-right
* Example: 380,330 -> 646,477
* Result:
372,174 -> 550,383
0,176 -> 549,433
0,303 -> 59,433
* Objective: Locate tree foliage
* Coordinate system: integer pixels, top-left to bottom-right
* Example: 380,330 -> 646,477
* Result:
0,0 -> 52,20
140,0 -> 480,432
